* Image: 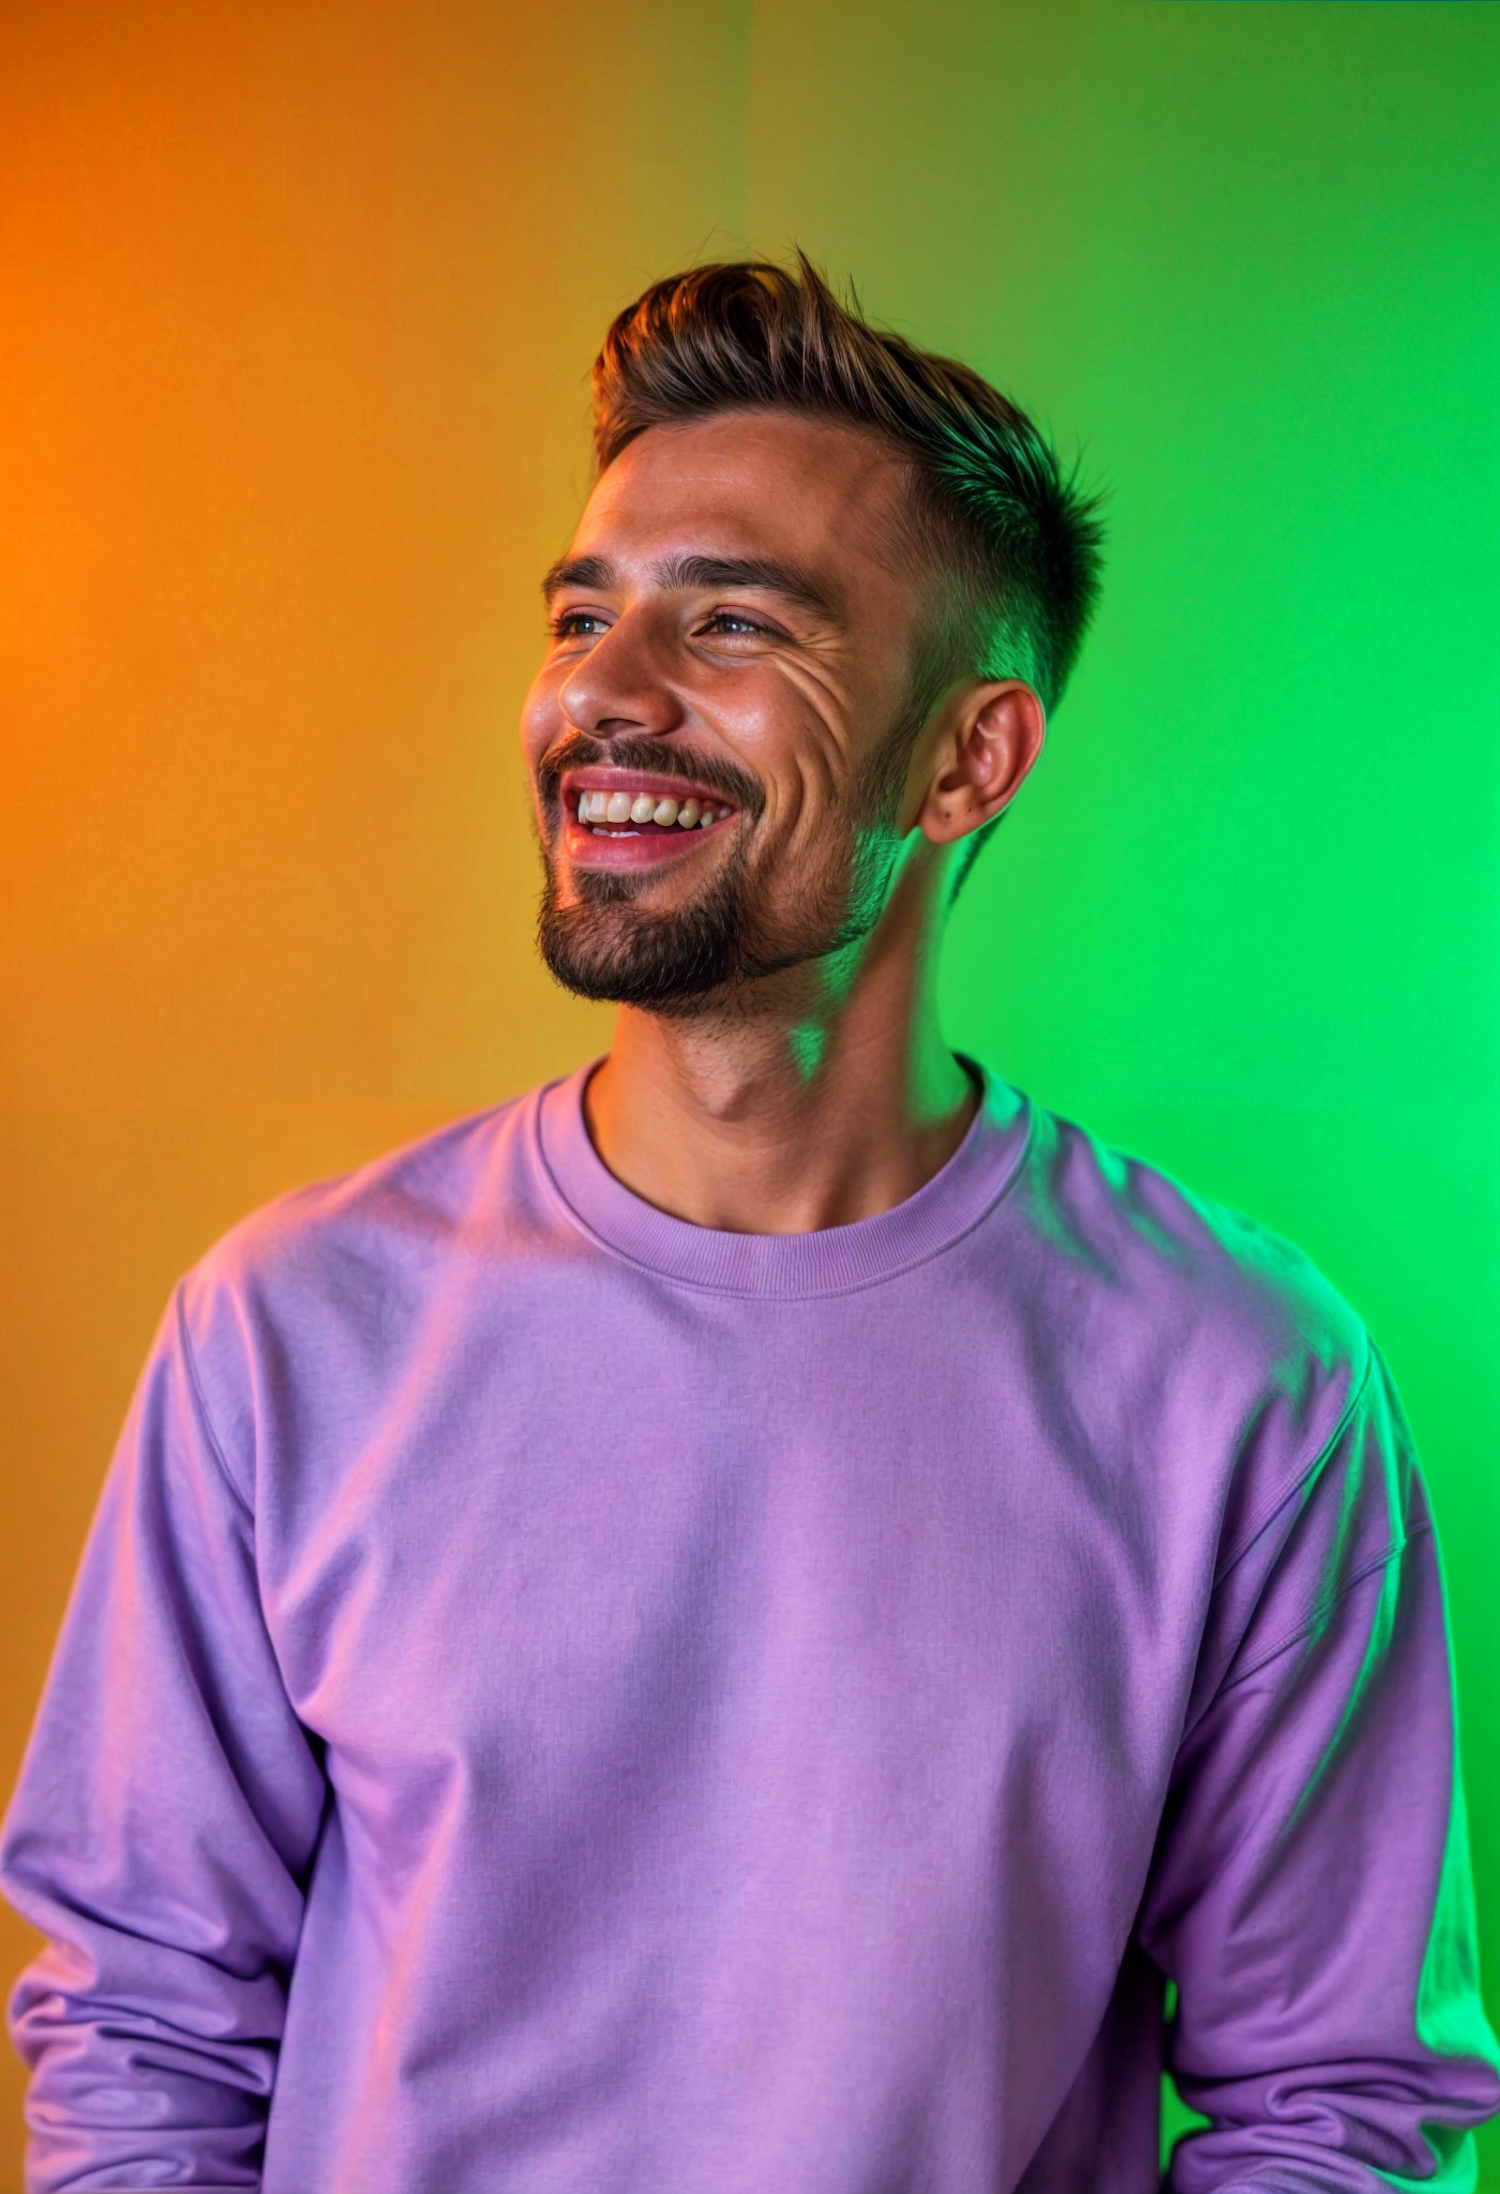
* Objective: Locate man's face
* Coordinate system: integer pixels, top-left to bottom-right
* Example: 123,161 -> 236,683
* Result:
520,407 -> 948,1013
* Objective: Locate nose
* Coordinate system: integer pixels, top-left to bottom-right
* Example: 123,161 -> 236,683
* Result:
558,610 -> 684,742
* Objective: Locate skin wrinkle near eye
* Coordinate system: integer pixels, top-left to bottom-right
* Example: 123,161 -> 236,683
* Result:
541,551 -> 842,628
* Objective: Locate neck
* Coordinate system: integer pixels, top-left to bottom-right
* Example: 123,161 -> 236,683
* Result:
581,851 -> 978,1235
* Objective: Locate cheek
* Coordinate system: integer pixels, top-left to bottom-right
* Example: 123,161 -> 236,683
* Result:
719,669 -> 859,828
518,671 -> 563,768
766,728 -> 859,844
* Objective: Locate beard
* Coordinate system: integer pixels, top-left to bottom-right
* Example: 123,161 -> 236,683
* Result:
533,697 -> 926,1016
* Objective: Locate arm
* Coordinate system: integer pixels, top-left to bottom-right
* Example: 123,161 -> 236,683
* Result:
1137,1337 -> 1500,2192
0,1285 -> 328,2192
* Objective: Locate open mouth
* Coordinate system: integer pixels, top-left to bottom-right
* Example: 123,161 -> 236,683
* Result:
557,771 -> 742,864
566,784 -> 736,835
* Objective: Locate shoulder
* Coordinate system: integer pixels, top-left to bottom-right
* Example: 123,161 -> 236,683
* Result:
1003,1098 -> 1374,1512
168,1085 -> 553,1474
1017,1100 -> 1364,1345
189,1089 -> 535,1295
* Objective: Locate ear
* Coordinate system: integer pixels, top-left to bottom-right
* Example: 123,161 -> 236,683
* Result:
913,680 -> 1046,846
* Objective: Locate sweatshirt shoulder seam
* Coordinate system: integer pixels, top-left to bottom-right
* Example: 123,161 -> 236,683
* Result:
1211,1331 -> 1376,1592
1215,1522 -> 1432,1696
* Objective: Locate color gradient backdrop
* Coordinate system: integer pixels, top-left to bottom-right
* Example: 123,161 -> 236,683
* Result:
2,2 -> 1497,2184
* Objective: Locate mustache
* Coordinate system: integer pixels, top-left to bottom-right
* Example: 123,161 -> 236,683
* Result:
535,734 -> 765,819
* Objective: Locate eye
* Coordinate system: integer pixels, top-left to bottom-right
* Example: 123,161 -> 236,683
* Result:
699,609 -> 777,639
549,608 -> 608,640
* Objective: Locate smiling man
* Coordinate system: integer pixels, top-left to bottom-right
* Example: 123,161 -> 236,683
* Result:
3,258 -> 1498,2194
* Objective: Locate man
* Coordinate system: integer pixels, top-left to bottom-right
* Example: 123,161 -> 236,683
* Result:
3,256 -> 1497,2193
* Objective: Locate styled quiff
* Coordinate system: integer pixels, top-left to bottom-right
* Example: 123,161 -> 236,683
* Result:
590,253 -> 1107,719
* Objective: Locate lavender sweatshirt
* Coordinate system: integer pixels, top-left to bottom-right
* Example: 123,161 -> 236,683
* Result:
3,1057 -> 1498,2193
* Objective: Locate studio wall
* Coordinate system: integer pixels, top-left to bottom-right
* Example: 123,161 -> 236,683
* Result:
2,2 -> 1496,2183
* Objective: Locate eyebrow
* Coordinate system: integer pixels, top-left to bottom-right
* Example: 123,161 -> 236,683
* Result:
542,554 -> 613,600
541,551 -> 840,622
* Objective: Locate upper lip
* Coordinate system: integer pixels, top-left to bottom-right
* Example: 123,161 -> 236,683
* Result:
559,765 -> 739,812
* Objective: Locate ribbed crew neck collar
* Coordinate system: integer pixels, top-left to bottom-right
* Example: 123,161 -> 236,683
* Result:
533,1053 -> 1032,1300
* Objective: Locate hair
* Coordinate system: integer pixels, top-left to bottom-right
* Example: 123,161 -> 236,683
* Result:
589,251 -> 1108,894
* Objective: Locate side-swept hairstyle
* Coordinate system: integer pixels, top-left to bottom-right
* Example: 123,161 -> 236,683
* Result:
591,253 -> 1106,745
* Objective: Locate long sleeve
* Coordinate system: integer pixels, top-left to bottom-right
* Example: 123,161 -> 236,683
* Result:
0,1285 -> 329,2193
1137,1337 -> 1500,2191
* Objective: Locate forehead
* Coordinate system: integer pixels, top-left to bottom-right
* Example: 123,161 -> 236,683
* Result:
571,409 -> 918,595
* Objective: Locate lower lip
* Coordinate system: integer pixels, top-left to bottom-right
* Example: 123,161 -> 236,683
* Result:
561,811 -> 736,870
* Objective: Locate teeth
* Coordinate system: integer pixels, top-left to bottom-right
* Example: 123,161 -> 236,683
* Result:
573,787 -> 734,830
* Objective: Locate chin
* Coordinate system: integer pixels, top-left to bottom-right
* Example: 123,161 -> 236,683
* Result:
536,898 -> 738,1010
534,829 -> 874,1011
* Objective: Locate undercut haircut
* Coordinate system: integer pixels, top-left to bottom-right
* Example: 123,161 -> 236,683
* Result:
590,252 -> 1108,893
